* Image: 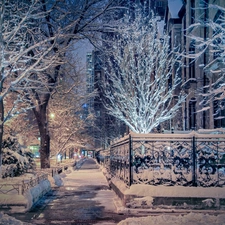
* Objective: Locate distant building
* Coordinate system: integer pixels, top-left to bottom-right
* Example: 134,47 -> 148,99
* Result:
85,51 -> 127,148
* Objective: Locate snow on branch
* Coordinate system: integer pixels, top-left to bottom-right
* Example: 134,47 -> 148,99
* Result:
101,8 -> 185,134
186,3 -> 225,115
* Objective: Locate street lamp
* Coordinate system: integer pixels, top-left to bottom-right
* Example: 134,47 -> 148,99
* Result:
50,113 -> 55,119
45,108 -> 55,166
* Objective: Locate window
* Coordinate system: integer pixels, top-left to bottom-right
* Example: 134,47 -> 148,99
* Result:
189,98 -> 196,130
156,1 -> 163,7
214,100 -> 225,128
213,10 -> 224,60
189,45 -> 195,78
190,0 -> 195,24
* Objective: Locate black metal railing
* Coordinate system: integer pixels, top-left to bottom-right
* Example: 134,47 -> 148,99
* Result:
110,131 -> 225,187
0,173 -> 48,195
110,136 -> 131,186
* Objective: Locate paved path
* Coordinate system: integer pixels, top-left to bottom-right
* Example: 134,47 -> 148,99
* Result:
9,158 -> 127,225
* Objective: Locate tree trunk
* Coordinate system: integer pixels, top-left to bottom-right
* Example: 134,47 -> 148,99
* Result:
40,129 -> 50,168
0,1 -> 5,178
0,97 -> 4,178
33,99 -> 50,169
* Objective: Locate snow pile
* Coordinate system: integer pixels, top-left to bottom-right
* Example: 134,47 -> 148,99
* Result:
0,194 -> 28,210
122,182 -> 225,198
0,212 -> 32,225
54,174 -> 64,187
0,173 -> 52,213
73,158 -> 86,170
28,179 -> 51,205
99,163 -> 111,182
48,174 -> 64,187
110,178 -> 225,210
8,179 -> 51,213
117,212 -> 225,225
202,198 -> 215,207
2,137 -> 35,178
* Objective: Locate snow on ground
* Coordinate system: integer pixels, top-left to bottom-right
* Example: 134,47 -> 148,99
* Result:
0,160 -> 78,224
101,163 -> 225,201
0,169 -> 67,224
0,176 -> 52,213
125,182 -> 225,198
0,212 -> 32,225
110,178 -> 225,210
48,173 -> 64,187
2,159 -> 225,224
117,212 -> 225,225
99,163 -> 225,224
0,159 -> 78,211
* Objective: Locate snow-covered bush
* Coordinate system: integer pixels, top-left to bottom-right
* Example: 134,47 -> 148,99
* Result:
1,137 -> 36,178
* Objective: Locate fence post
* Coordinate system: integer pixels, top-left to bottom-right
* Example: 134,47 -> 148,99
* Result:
192,135 -> 197,186
19,184 -> 23,195
109,147 -> 111,175
129,134 -> 133,186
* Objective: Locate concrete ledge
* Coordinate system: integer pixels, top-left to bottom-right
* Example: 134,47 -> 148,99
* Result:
0,179 -> 51,213
110,178 -> 225,212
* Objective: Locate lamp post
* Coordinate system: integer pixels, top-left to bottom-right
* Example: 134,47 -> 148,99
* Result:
46,106 -> 55,165
48,111 -> 55,162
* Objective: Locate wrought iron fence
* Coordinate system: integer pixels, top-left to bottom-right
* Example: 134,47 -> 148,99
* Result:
21,173 -> 48,194
0,173 -> 48,195
110,136 -> 132,186
96,148 -> 111,171
38,164 -> 68,177
110,131 -> 225,187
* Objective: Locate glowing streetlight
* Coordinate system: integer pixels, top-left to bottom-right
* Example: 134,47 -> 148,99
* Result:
50,113 -> 55,119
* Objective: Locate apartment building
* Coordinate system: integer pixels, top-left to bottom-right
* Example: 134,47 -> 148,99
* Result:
166,0 -> 225,130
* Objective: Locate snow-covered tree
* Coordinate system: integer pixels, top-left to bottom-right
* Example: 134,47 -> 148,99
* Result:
0,0 -> 121,171
25,0 -> 122,169
48,56 -> 95,158
0,0 -> 65,175
3,91 -> 39,145
187,3 -> 225,118
101,8 -> 185,133
2,136 -> 35,178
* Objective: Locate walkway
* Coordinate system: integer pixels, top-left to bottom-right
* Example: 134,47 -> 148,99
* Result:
9,158 -> 127,225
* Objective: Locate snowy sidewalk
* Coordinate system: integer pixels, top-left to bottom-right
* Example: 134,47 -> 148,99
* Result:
62,157 -> 117,214
65,159 -> 225,225
4,158 -> 127,225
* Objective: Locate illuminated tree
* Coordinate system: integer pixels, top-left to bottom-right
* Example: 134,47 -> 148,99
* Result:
101,9 -> 185,133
